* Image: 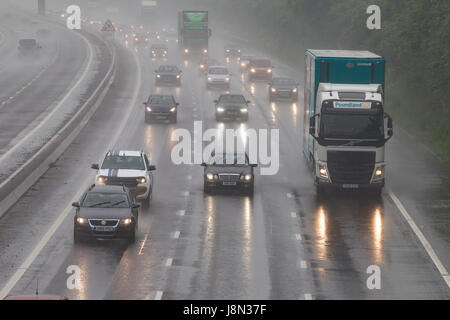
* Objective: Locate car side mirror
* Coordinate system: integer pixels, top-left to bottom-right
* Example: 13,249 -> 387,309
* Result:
154,69 -> 158,72
132,203 -> 140,209
201,162 -> 207,167
148,165 -> 156,171
72,202 -> 80,207
213,100 -> 218,104
91,163 -> 99,170
143,102 -> 147,105
246,100 -> 251,104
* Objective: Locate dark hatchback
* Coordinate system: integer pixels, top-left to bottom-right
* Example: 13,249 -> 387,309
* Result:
18,39 -> 41,58
201,153 -> 257,196
155,65 -> 182,86
269,77 -> 299,101
224,44 -> 241,59
144,94 -> 179,123
214,94 -> 250,122
72,184 -> 140,243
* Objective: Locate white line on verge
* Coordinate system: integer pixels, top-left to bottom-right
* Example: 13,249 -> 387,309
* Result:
387,188 -> 450,288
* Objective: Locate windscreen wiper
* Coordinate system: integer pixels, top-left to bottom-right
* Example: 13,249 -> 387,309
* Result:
111,201 -> 126,207
89,201 -> 111,207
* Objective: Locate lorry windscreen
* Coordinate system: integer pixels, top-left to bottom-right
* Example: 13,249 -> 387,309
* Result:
320,111 -> 384,141
183,29 -> 208,37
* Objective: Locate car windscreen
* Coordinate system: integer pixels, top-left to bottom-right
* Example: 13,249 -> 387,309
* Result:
158,66 -> 178,72
101,155 -> 145,170
219,95 -> 246,104
82,192 -> 129,208
209,154 -> 249,165
320,112 -> 384,140
148,95 -> 174,105
273,78 -> 295,86
208,67 -> 228,75
251,59 -> 271,67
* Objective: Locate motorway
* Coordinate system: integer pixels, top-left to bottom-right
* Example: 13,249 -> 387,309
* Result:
0,9 -> 449,300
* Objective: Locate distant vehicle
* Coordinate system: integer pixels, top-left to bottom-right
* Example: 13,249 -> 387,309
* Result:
4,294 -> 68,300
160,27 -> 178,43
224,44 -> 241,59
178,10 -> 211,56
269,77 -> 299,101
199,57 -> 220,75
72,184 -> 140,243
133,32 -> 149,45
240,55 -> 255,72
304,49 -> 392,194
91,150 -> 156,203
150,43 -> 168,58
248,57 -> 273,81
201,153 -> 257,196
214,94 -> 250,122
206,66 -> 231,90
155,65 -> 182,86
144,94 -> 179,123
18,39 -> 41,58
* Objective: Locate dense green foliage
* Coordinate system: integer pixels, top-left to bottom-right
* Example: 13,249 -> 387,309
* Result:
216,0 -> 450,161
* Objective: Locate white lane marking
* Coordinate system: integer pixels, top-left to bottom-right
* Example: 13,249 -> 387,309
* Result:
295,233 -> 302,241
0,42 -> 141,300
0,33 -> 90,162
165,258 -> 173,267
176,210 -> 185,216
138,233 -> 149,256
304,293 -> 313,300
173,231 -> 180,239
291,212 -> 297,218
387,188 -> 450,288
154,290 -> 163,300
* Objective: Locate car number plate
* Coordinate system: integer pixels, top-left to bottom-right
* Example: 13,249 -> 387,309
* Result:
222,182 -> 237,186
94,226 -> 115,232
342,184 -> 359,189
156,116 -> 166,119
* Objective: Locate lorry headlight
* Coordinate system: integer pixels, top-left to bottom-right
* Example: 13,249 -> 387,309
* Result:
176,75 -> 180,78
271,88 -> 277,92
217,107 -> 224,112
137,177 -> 147,184
156,74 -> 161,78
250,68 -> 256,73
267,68 -> 272,73
373,165 -> 385,180
206,173 -> 214,181
146,107 -> 152,112
76,217 -> 86,224
318,164 -> 328,179
169,107 -> 176,112
97,176 -> 107,184
240,108 -> 248,113
225,77 -> 230,82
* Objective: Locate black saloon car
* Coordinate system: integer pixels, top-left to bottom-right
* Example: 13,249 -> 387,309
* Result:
214,94 -> 250,122
268,77 -> 299,101
201,153 -> 257,195
155,65 -> 182,86
72,184 -> 140,243
18,39 -> 41,58
144,94 -> 179,123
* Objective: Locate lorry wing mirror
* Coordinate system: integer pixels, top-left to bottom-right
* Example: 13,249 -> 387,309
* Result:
309,115 -> 317,137
385,113 -> 393,141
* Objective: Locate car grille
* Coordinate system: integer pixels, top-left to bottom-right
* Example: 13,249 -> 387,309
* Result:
327,151 -> 375,184
88,219 -> 119,227
161,75 -> 176,81
218,173 -> 240,182
107,177 -> 138,188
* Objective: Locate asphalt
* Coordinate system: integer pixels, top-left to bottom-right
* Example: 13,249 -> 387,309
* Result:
0,17 -> 449,300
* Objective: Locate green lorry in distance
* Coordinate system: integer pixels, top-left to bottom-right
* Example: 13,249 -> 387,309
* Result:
178,11 -> 211,57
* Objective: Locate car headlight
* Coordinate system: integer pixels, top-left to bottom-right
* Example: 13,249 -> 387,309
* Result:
244,173 -> 252,181
164,51 -> 167,54
241,62 -> 245,67
226,49 -> 230,52
176,75 -> 180,78
206,173 -> 214,181
184,48 -> 189,53
292,88 -> 297,93
318,163 -> 329,179
267,68 -> 272,73
271,88 -> 277,92
225,77 -> 230,82
240,108 -> 248,113
152,50 -> 155,53
76,217 -> 86,224
217,107 -> 224,112
135,38 -> 138,41
208,77 -> 213,81
121,218 -> 132,225
200,64 -> 205,69
238,49 -> 241,52
137,177 -> 147,184
250,68 -> 256,73
169,107 -> 176,112
156,74 -> 161,78
97,176 -> 107,184
146,106 -> 152,112
203,49 -> 208,53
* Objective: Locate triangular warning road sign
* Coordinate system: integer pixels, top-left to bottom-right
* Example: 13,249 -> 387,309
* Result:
101,19 -> 115,32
